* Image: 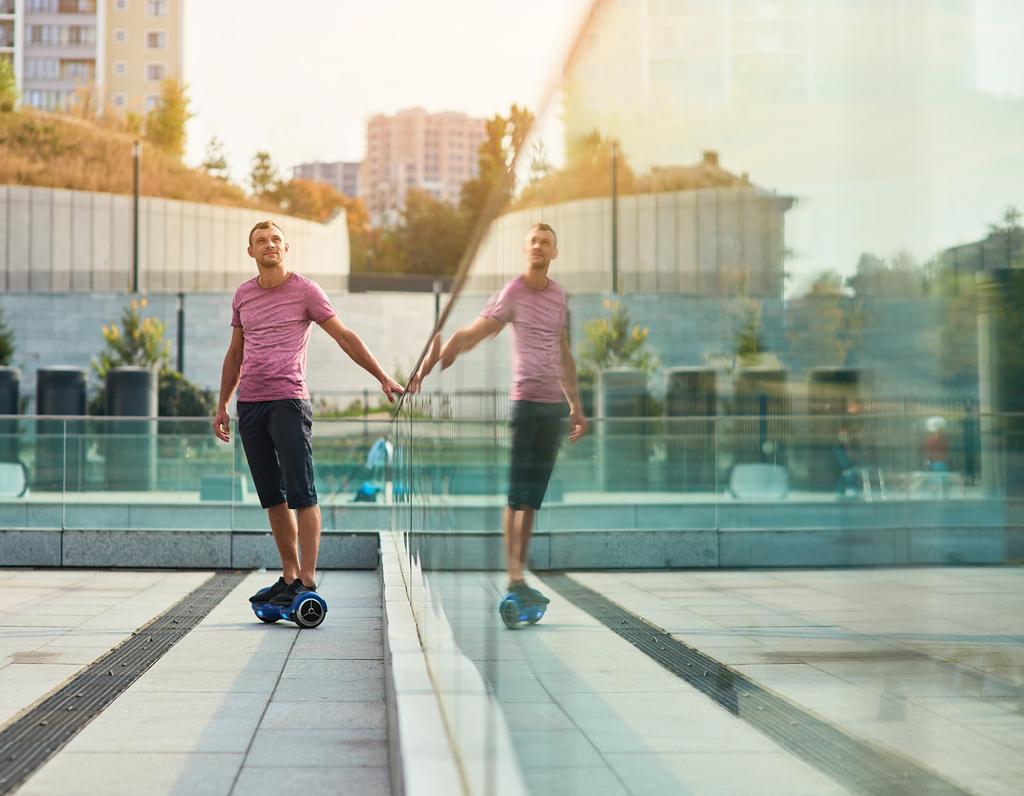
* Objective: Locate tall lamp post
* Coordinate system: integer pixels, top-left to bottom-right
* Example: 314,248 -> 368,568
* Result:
131,140 -> 141,293
610,141 -> 619,296
176,292 -> 185,374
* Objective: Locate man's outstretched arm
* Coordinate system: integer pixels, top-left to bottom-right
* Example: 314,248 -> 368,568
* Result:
212,326 -> 244,442
409,316 -> 503,392
440,316 -> 503,368
559,329 -> 588,443
320,316 -> 404,402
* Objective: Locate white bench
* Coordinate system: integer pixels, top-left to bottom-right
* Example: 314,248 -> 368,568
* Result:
0,461 -> 28,498
728,463 -> 789,500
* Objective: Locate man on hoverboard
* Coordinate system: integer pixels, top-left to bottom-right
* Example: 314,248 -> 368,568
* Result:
212,220 -> 403,613
411,223 -> 587,617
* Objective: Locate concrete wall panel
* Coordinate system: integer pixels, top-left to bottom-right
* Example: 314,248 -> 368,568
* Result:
0,185 -> 349,294
7,187 -> 31,292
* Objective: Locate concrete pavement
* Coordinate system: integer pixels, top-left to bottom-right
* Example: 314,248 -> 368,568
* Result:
2,565 -> 1022,795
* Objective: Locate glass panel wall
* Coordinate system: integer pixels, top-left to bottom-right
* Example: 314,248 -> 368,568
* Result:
390,0 -> 1024,792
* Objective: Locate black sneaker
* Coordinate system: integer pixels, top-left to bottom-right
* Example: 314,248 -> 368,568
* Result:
525,585 -> 550,606
507,580 -> 549,607
507,580 -> 530,601
270,579 -> 318,606
249,576 -> 289,604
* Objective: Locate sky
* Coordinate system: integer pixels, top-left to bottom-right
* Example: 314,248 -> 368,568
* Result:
183,0 -> 592,181
975,0 -> 1024,98
180,0 -> 1024,293
183,0 -> 1024,182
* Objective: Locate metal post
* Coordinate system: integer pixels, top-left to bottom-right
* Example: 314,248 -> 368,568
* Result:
610,141 -> 619,295
176,291 -> 185,374
132,140 -> 141,293
433,279 -> 442,327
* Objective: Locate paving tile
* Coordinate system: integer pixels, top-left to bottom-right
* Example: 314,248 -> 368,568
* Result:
63,714 -> 261,753
573,569 -> 1024,796
603,751 -> 849,796
509,729 -> 606,769
260,699 -> 387,731
245,728 -> 388,768
17,752 -> 243,796
232,766 -> 391,796
522,766 -> 630,796
280,658 -> 384,681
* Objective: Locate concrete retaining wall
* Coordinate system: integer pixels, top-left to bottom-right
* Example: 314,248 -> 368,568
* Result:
0,184 -> 349,293
464,186 -> 791,296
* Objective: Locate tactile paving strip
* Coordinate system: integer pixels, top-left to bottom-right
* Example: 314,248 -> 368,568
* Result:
541,573 -> 968,796
0,571 -> 246,795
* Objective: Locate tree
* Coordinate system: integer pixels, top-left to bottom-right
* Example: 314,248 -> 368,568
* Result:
576,300 -> 658,386
339,195 -> 373,273
391,189 -> 470,276
987,204 -> 1024,268
845,250 -> 928,298
145,78 -> 191,159
249,150 -> 280,199
785,272 -> 856,369
271,179 -> 377,271
200,136 -> 230,181
731,297 -> 765,365
0,307 -> 14,365
92,297 -> 170,381
274,178 -> 346,222
67,83 -> 99,119
934,266 -> 979,391
355,226 -> 406,275
0,58 -> 17,113
158,371 -> 214,417
460,104 -> 534,223
516,130 -> 635,208
90,298 -> 213,416
528,137 -> 552,185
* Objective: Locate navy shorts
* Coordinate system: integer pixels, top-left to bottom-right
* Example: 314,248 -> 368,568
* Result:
237,399 -> 317,510
508,400 -> 567,510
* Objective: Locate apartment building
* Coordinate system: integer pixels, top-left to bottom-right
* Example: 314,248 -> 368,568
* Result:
5,0 -> 181,114
293,160 -> 361,199
104,0 -> 182,114
0,2 -> 19,78
360,107 -> 485,225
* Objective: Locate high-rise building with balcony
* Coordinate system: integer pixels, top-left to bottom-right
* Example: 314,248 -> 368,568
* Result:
360,107 -> 486,225
293,160 -> 361,199
6,0 -> 182,114
0,2 -> 20,78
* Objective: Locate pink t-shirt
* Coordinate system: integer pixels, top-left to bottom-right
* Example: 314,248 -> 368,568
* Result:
230,273 -> 336,401
481,275 -> 567,403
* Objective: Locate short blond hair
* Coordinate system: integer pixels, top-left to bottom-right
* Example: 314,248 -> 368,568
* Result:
529,222 -> 557,246
248,220 -> 285,246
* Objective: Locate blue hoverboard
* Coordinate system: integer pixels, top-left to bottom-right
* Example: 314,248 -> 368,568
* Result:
499,592 -> 545,630
252,591 -> 328,629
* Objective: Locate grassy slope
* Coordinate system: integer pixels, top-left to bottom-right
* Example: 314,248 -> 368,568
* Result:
0,109 -> 270,208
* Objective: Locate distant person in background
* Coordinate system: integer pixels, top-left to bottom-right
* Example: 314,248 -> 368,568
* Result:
924,416 -> 950,472
410,223 -> 587,608
212,220 -> 403,607
353,435 -> 393,503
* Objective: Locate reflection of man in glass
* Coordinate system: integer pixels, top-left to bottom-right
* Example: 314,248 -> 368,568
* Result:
212,220 -> 403,609
412,223 -> 588,607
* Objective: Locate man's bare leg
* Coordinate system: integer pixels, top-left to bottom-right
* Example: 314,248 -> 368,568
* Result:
504,506 -> 524,585
296,504 -> 322,587
518,508 -> 536,570
504,506 -> 537,584
267,503 -> 300,583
